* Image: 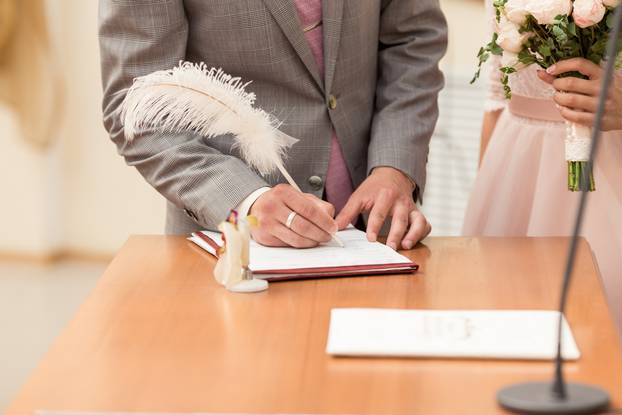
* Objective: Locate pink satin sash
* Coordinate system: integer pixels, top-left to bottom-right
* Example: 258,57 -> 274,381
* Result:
508,95 -> 564,123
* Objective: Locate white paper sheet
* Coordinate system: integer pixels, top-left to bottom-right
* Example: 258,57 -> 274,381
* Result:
326,308 -> 580,360
189,227 -> 413,272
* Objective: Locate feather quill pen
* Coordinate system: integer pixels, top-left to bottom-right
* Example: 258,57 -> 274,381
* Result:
121,61 -> 300,190
122,61 -> 344,247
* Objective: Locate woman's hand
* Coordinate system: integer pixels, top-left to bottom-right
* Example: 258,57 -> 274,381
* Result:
537,58 -> 622,131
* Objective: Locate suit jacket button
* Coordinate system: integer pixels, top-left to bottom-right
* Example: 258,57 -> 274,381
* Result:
328,95 -> 337,110
308,175 -> 323,190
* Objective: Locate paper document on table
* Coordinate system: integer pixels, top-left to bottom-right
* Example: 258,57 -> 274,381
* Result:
326,309 -> 580,360
188,227 -> 418,280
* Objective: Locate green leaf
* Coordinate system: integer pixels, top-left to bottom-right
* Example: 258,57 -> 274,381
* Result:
553,14 -> 569,26
493,0 -> 508,23
490,43 -> 503,56
518,49 -> 537,65
502,74 -> 512,99
487,33 -> 504,56
539,44 -> 552,57
552,26 -> 569,44
471,33 -> 503,84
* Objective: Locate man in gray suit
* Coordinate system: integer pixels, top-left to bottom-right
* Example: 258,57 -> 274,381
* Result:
99,0 -> 447,250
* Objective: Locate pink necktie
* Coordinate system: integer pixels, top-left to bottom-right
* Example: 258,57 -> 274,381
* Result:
293,0 -> 354,214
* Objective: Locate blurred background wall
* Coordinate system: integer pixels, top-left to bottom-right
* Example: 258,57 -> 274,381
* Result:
0,0 -> 165,259
0,0 -> 487,260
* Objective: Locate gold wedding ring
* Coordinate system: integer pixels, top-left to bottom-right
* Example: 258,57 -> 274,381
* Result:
285,211 -> 297,229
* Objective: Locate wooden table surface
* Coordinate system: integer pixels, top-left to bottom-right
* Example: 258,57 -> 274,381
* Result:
5,236 -> 622,415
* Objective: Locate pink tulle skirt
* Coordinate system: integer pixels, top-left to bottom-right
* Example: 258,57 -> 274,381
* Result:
463,101 -> 622,330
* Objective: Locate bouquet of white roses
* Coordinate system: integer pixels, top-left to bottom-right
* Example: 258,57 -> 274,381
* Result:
473,0 -> 620,191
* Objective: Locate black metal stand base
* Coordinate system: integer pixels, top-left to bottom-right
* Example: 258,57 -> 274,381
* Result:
498,381 -> 609,414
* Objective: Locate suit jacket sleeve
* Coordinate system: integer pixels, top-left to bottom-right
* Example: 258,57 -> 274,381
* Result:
368,0 -> 448,201
98,0 -> 269,230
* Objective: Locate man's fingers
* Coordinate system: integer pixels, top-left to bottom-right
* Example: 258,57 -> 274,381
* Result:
255,202 -> 329,246
552,76 -> 600,97
286,212 -> 332,243
304,194 -> 336,218
386,203 -> 410,250
401,210 -> 430,249
277,192 -> 331,243
272,224 -> 318,249
250,228 -> 288,247
277,186 -> 337,234
250,186 -> 333,248
320,200 -> 336,218
554,92 -> 598,113
366,190 -> 393,242
547,58 -> 602,80
335,195 -> 363,230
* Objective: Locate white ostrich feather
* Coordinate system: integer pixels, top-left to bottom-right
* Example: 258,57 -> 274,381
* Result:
121,62 -> 299,183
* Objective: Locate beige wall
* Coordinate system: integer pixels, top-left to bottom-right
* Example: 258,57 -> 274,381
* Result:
0,0 -> 486,258
52,2 -> 165,255
0,113 -> 63,254
442,0 -> 487,70
0,1 -> 164,258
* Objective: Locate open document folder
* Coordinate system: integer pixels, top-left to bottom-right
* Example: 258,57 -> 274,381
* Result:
188,227 -> 418,281
326,309 -> 580,360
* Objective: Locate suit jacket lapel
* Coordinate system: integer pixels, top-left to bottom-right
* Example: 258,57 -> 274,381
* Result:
322,0 -> 344,95
262,0 -> 324,92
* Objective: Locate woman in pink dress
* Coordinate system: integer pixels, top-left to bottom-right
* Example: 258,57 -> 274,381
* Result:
463,1 -> 622,330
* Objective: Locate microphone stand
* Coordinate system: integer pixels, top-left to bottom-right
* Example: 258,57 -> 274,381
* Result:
497,4 -> 622,414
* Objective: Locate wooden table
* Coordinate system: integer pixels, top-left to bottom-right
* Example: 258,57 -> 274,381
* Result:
5,237 -> 622,415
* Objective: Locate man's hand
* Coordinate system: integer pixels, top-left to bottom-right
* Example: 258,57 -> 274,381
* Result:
537,58 -> 622,131
250,184 -> 337,248
336,167 -> 431,250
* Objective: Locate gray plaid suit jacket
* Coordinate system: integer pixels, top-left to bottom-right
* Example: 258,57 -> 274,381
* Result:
98,0 -> 447,235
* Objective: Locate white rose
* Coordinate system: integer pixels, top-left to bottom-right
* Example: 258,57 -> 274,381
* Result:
573,0 -> 607,28
526,0 -> 573,25
505,0 -> 531,25
497,16 -> 531,53
602,0 -> 620,7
